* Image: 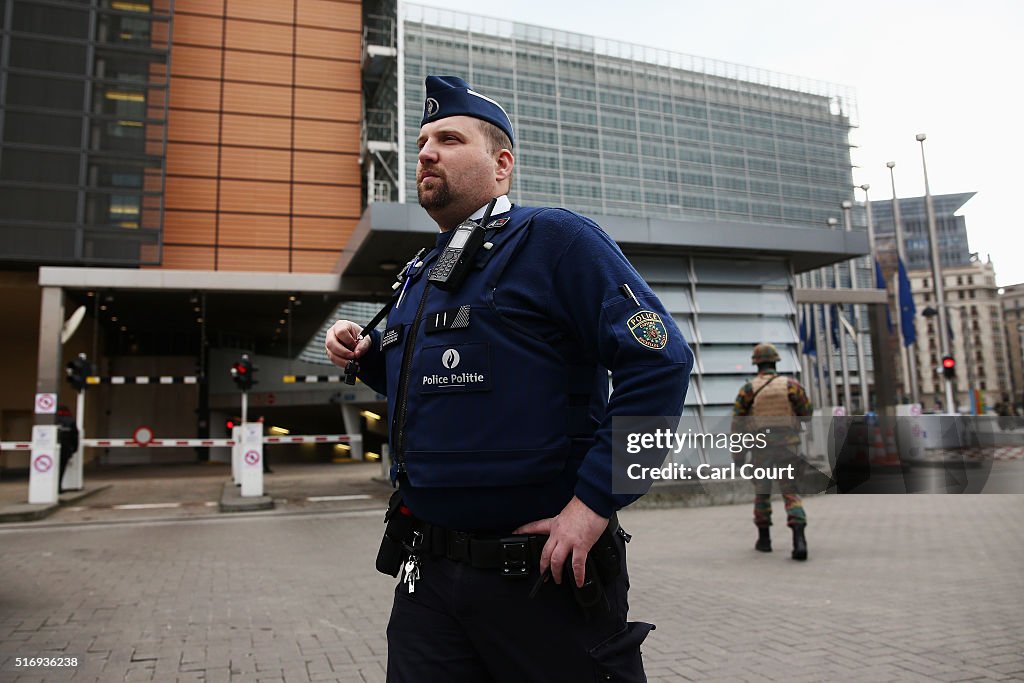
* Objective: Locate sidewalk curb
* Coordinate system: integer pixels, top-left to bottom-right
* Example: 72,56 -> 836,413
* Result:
0,484 -> 111,523
218,481 -> 274,513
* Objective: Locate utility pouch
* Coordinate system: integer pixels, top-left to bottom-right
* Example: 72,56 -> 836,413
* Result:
590,527 -> 622,585
569,557 -> 609,619
375,490 -> 413,577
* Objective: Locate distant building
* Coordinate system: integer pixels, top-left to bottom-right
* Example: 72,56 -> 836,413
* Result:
909,257 -> 1010,411
1000,283 -> 1024,409
869,193 -> 974,271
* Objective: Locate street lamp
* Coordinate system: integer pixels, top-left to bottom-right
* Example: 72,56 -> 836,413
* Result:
885,162 -> 919,406
917,133 -> 955,412
825,216 -> 844,410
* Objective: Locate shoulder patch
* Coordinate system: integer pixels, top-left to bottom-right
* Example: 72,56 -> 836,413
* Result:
486,217 -> 510,229
626,310 -> 669,350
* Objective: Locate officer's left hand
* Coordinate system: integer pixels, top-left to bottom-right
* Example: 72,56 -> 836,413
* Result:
514,496 -> 608,588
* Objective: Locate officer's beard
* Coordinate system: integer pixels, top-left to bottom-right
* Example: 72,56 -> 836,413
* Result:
417,177 -> 450,211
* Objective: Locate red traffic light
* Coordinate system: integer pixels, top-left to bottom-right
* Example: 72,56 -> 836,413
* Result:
226,420 -> 235,430
942,357 -> 955,369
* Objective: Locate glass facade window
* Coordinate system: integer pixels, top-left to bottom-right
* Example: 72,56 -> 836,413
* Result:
0,0 -> 171,266
402,5 -> 855,227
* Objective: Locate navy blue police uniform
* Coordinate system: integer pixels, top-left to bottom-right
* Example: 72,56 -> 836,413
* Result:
353,76 -> 694,683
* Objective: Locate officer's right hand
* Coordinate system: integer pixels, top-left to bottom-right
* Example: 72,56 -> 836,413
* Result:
325,320 -> 373,368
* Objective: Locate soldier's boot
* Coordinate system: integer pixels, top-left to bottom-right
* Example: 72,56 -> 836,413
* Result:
791,524 -> 808,561
755,527 -> 772,552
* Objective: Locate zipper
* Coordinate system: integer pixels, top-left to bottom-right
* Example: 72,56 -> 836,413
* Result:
392,280 -> 433,474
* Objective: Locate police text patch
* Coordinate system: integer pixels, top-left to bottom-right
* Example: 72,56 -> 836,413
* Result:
420,342 -> 491,393
626,310 -> 669,350
381,325 -> 405,351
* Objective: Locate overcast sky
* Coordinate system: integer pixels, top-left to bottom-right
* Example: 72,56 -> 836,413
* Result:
416,0 -> 1024,286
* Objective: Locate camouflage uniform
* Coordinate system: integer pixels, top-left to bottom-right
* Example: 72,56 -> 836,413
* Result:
732,362 -> 812,530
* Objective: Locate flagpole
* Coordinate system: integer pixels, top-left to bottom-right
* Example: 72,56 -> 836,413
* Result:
917,134 -> 955,412
886,162 -> 918,405
817,265 -> 839,408
800,273 -> 825,410
800,274 -> 824,409
797,274 -> 815,403
828,217 -> 851,413
842,199 -> 870,413
810,301 -> 825,410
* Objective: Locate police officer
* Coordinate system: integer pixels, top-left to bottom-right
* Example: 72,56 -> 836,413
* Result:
326,75 -> 693,682
56,405 -> 79,494
731,343 -> 812,560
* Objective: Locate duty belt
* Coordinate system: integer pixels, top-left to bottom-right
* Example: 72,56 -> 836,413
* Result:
410,513 -> 620,578
411,521 -> 545,577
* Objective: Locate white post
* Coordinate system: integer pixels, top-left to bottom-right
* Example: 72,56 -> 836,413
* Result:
231,424 -> 242,485
843,200 -> 870,413
380,442 -> 390,480
240,422 -> 264,497
917,134 -> 955,412
348,433 -> 364,461
886,163 -> 918,405
28,424 -> 59,504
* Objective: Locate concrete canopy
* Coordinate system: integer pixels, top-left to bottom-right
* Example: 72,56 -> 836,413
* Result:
336,202 -> 871,292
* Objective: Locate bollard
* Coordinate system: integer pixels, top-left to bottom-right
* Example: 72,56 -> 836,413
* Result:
28,425 -> 59,504
231,425 -> 242,485
240,422 -> 263,497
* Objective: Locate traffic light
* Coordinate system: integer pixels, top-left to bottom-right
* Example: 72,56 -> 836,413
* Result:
230,353 -> 256,392
941,355 -> 956,379
65,353 -> 92,391
225,419 -> 235,431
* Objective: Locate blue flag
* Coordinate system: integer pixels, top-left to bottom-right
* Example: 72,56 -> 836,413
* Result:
897,257 -> 916,347
805,306 -> 817,357
875,259 -> 894,333
830,304 -> 841,350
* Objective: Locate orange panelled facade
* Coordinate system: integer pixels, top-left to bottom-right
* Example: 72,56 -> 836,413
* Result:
159,0 -> 362,273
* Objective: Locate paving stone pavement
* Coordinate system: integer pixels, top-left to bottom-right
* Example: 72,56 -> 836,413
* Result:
0,488 -> 1021,682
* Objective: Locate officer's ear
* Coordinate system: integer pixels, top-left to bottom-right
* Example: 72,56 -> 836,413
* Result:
494,148 -> 513,186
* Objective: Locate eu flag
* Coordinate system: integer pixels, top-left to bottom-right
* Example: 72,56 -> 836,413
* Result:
830,304 -> 841,350
803,306 -> 817,357
897,257 -> 917,347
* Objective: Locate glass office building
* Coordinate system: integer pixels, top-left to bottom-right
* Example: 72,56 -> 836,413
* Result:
351,2 -> 871,421
869,193 -> 975,270
398,4 -> 856,228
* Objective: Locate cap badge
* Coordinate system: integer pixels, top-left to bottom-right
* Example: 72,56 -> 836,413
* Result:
425,97 -> 439,118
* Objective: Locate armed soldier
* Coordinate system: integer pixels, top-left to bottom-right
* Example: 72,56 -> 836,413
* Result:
731,343 -> 812,560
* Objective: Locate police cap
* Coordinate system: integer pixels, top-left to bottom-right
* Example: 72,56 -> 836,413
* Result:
421,75 -> 515,147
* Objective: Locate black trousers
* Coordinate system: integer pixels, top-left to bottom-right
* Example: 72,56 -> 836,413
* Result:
386,529 -> 652,682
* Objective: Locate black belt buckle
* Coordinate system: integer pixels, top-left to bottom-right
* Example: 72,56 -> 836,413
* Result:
500,537 -> 529,578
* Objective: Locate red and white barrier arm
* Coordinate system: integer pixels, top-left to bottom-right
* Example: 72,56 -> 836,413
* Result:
82,438 -> 237,448
263,434 -> 352,444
